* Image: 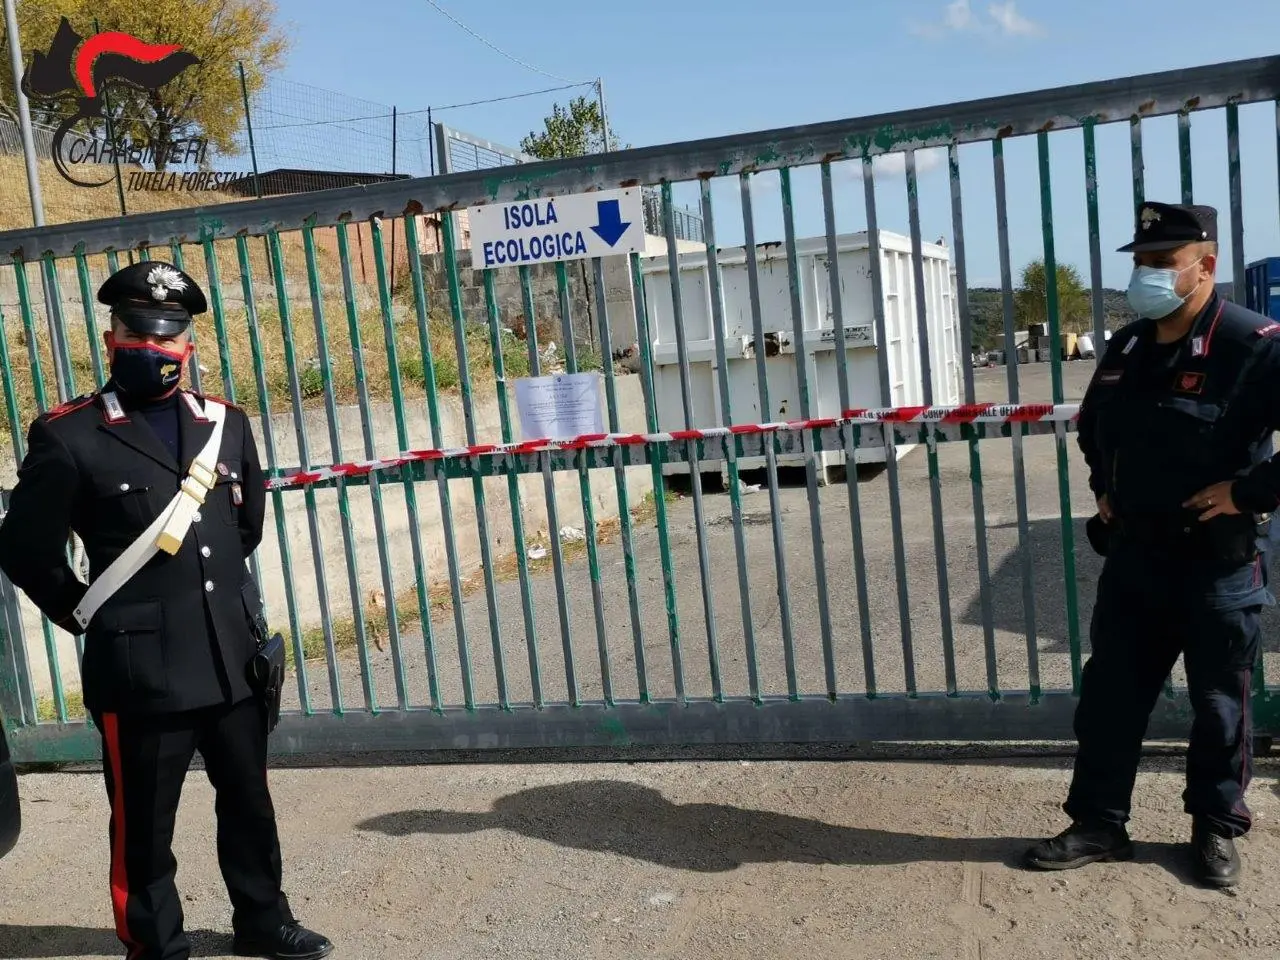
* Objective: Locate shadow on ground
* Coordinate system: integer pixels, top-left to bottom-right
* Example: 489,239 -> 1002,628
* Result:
357,778 -> 1203,884
0,926 -> 227,958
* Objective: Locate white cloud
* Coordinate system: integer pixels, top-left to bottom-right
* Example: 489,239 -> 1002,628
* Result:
946,0 -> 977,30
843,148 -> 947,181
987,1 -> 1046,37
908,0 -> 1045,40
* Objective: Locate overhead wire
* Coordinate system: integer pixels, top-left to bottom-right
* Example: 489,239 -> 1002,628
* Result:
421,0 -> 593,87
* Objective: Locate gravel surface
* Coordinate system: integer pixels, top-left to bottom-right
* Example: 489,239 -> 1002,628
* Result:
7,754 -> 1280,959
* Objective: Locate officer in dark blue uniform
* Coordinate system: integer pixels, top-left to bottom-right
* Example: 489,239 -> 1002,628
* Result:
1023,202 -> 1280,887
0,261 -> 333,959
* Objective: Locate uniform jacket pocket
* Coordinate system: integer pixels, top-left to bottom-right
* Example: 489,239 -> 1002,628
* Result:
93,599 -> 168,700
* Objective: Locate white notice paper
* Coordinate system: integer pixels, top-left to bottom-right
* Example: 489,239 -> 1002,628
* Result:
514,373 -> 604,442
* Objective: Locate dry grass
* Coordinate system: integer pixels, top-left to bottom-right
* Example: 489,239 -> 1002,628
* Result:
290,486 -> 675,665
0,154 -> 605,436
35,489 -> 676,721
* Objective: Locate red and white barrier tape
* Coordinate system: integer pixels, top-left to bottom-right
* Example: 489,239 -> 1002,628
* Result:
265,402 -> 1081,491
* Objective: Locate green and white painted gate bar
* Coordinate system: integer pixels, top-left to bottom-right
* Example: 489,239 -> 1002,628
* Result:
0,54 -> 1276,764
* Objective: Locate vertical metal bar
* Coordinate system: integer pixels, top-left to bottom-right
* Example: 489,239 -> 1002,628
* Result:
234,236 -> 311,712
38,256 -> 87,671
0,309 -> 37,726
905,150 -> 958,696
167,243 -> 203,395
1084,121 -> 1107,378
437,213 -> 508,708
0,554 -> 36,726
370,217 -> 430,710
0,301 -> 26,464
334,223 -> 404,712
700,178 -> 761,702
1130,116 -> 1146,210
39,257 -> 75,402
518,264 -> 578,704
739,172 -> 797,697
1227,102 -> 1246,307
267,230 -> 341,714
400,214 -> 455,711
12,260 -> 65,721
401,246 -> 472,714
553,262 -> 612,703
660,181 -> 722,700
74,252 -> 107,385
480,267 -> 543,705
590,256 -> 648,702
947,143 -> 998,700
1178,111 -> 1194,205
627,252 -> 685,700
106,251 -> 121,274
779,167 -> 837,697
819,162 -> 876,698
993,140 -> 1040,698
1036,133 -> 1075,700
201,239 -> 264,595
301,224 -> 367,713
861,157 -> 916,695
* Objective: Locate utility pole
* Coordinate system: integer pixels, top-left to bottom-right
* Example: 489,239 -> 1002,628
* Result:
4,0 -> 46,226
595,77 -> 611,153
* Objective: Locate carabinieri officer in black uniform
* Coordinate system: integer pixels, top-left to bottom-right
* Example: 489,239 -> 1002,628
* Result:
1024,202 -> 1280,887
0,261 -> 332,959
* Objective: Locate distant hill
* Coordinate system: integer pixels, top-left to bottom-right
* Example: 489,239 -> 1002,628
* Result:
965,287 -> 1137,352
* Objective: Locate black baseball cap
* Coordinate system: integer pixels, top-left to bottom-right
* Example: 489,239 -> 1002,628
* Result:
97,260 -> 208,337
1117,201 -> 1218,253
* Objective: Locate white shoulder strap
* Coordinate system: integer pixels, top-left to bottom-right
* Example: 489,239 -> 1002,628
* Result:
72,394 -> 228,630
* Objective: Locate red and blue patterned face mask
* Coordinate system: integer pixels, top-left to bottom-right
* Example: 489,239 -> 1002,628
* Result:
106,335 -> 190,400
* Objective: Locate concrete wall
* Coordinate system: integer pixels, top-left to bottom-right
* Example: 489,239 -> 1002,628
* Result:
8,373 -> 653,700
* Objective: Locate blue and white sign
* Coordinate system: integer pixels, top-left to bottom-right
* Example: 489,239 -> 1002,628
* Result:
468,187 -> 646,271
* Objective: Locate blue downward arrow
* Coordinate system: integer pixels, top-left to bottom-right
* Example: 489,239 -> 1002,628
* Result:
591,199 -> 631,247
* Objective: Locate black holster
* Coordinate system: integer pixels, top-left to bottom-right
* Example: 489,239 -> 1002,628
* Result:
242,575 -> 286,735
248,631 -> 286,735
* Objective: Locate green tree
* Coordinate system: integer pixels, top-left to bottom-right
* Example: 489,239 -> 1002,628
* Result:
1014,259 -> 1092,334
520,95 -> 623,159
0,0 -> 289,168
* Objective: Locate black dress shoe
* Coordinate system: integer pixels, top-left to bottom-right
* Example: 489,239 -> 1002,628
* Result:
233,920 -> 334,960
1192,819 -> 1241,888
1023,821 -> 1134,871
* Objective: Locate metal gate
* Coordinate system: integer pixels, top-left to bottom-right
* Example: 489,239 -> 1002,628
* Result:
2,55 -> 1280,764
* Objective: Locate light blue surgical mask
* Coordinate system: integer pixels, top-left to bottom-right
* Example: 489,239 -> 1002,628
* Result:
1125,259 -> 1203,319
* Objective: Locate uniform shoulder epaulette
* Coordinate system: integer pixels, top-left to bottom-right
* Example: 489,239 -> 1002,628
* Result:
40,393 -> 97,423
185,390 -> 242,412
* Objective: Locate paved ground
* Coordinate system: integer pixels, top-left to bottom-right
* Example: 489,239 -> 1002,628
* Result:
8,752 -> 1280,959
282,358 -> 1280,714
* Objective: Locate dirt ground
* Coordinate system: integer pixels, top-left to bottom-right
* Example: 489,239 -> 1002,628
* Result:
6,750 -> 1280,960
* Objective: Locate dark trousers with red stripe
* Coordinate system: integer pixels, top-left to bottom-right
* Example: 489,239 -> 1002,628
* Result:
94,696 -> 293,960
1065,540 -> 1265,838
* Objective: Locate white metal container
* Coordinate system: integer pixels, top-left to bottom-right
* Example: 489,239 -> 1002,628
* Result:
639,230 -> 961,480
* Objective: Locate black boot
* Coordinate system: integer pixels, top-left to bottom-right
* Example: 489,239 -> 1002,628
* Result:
1023,821 -> 1134,871
233,920 -> 334,960
1192,818 -> 1241,888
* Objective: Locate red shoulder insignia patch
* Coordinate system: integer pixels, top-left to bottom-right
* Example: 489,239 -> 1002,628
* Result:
43,394 -> 96,422
1256,322 -> 1280,338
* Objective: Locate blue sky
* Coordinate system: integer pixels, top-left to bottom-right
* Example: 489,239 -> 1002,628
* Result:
258,0 -> 1280,290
